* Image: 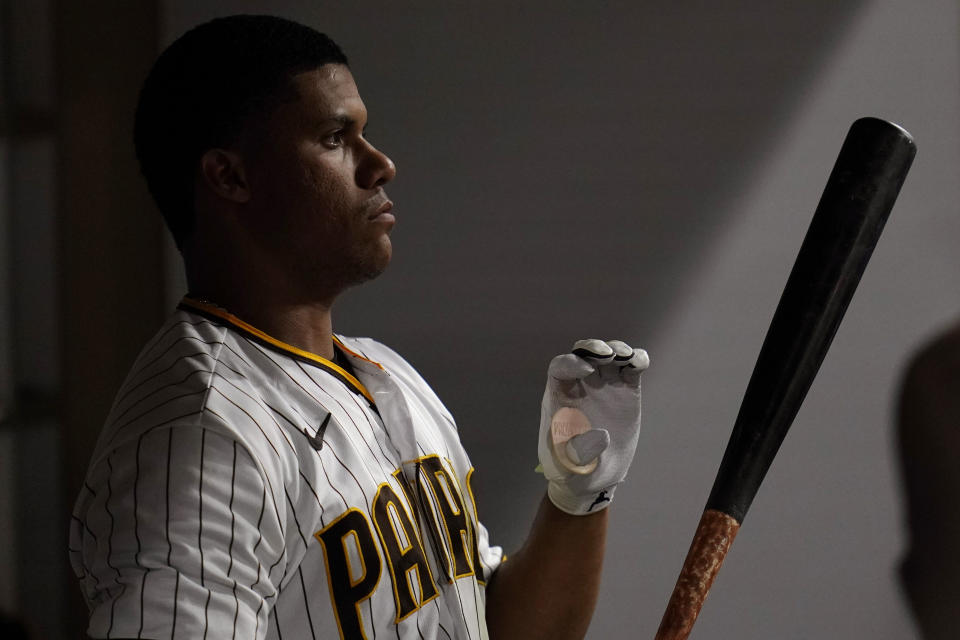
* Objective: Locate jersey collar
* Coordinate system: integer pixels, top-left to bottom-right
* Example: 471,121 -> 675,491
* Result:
178,296 -> 378,405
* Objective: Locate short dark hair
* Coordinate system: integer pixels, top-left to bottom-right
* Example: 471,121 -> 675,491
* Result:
134,15 -> 348,249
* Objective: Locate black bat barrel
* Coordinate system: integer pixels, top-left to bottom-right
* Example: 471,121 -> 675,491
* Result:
705,117 -> 916,523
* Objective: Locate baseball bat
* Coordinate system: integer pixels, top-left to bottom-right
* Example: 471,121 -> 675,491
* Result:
654,117 -> 916,640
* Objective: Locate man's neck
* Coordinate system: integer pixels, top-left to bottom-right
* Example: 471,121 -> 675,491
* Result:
183,220 -> 346,361
201,291 -> 334,361
187,284 -> 338,361
241,299 -> 337,361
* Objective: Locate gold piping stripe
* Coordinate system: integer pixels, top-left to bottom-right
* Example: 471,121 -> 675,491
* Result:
333,336 -> 385,371
181,296 -> 377,404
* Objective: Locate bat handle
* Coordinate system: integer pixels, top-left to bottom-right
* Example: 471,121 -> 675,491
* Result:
655,510 -> 741,640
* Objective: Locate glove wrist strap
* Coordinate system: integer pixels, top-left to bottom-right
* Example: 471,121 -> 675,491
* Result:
547,482 -> 617,516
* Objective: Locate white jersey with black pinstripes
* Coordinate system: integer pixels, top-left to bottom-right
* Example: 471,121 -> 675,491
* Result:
69,297 -> 503,640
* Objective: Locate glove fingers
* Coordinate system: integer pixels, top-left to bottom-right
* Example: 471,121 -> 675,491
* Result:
624,347 -> 650,371
565,429 -> 610,465
595,340 -> 637,381
548,353 -> 595,382
606,339 -> 634,363
572,339 -> 615,365
621,348 -> 650,384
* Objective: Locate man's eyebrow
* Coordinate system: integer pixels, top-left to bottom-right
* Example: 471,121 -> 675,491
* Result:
321,114 -> 363,128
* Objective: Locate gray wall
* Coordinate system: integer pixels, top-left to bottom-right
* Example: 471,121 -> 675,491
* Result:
162,1 -> 959,637
2,0 -> 950,637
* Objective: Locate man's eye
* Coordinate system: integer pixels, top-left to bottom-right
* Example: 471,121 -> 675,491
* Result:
323,131 -> 344,147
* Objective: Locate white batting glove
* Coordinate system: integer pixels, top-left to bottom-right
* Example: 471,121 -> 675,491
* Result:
538,339 -> 650,515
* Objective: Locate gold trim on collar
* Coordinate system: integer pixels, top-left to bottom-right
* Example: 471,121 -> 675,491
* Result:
180,296 -> 377,404
333,336 -> 384,371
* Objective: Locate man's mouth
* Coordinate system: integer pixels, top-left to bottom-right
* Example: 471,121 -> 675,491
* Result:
369,199 -> 395,222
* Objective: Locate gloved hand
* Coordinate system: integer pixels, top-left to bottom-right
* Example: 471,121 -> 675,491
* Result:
538,339 -> 650,515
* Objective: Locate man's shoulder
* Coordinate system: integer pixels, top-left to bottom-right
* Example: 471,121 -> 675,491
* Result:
97,309 -> 267,452
127,308 -> 225,371
130,306 -> 264,378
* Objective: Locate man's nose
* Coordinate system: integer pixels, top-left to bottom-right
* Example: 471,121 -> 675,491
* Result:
357,142 -> 397,189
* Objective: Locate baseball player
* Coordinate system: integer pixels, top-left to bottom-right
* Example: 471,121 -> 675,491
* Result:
69,15 -> 649,640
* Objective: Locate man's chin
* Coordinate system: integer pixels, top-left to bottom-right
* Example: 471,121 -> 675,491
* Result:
348,244 -> 393,286
301,240 -> 393,297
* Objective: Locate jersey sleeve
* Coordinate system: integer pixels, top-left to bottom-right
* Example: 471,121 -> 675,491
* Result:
70,421 -> 285,639
474,518 -> 505,584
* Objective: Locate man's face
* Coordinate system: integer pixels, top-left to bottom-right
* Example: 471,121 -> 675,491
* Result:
241,64 -> 397,299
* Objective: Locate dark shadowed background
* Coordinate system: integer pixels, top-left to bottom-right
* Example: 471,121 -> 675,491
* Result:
1,1 -> 957,637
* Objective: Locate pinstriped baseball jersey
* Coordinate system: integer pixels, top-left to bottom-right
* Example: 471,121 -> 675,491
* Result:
70,297 -> 503,639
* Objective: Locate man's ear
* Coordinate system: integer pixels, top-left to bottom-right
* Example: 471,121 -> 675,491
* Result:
199,148 -> 251,203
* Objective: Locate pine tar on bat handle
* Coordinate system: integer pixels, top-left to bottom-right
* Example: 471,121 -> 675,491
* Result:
655,117 -> 916,640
